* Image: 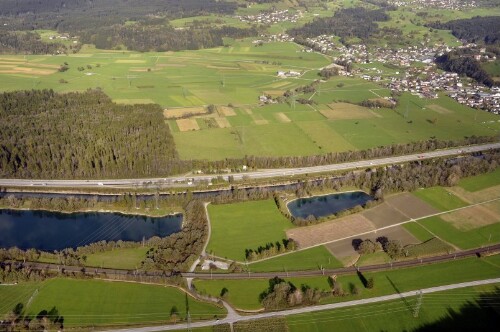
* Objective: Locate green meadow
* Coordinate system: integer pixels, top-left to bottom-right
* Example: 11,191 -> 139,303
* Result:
1,38 -> 499,161
194,254 -> 500,311
287,284 -> 500,332
0,40 -> 328,108
84,247 -> 150,270
206,200 -> 293,261
0,278 -> 225,327
413,187 -> 468,211
248,245 -> 343,273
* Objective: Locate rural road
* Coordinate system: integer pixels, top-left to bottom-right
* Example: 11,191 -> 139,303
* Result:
99,277 -> 500,332
1,142 -> 499,189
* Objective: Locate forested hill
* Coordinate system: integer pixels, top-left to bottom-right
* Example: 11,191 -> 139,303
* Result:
288,7 -> 390,44
0,90 -> 180,179
428,16 -> 500,45
0,0 -> 239,17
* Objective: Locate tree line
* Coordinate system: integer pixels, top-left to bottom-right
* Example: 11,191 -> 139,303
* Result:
428,16 -> 500,45
79,24 -> 258,52
0,31 -> 68,55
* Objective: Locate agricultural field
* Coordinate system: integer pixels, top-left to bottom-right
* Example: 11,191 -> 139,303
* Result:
194,254 -> 500,311
0,40 -> 329,109
413,187 -> 468,211
458,168 -> 500,192
84,247 -> 150,270
0,278 -> 225,327
206,200 -> 293,261
248,245 -> 343,273
1,37 -> 499,161
287,284 -> 500,332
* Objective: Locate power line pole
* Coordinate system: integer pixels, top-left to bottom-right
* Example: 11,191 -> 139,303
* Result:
413,290 -> 423,318
185,293 -> 192,332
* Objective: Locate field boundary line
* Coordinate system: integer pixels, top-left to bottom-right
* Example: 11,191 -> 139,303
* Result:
246,196 -> 500,266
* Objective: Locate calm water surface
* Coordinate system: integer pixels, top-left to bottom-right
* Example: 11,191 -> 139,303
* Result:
0,209 -> 182,251
287,191 -> 373,219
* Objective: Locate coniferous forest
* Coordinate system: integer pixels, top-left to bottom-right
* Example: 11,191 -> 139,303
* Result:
0,90 -> 179,179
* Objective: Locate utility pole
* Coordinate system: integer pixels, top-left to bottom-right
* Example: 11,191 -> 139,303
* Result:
186,293 -> 192,332
413,290 -> 423,318
404,99 -> 410,118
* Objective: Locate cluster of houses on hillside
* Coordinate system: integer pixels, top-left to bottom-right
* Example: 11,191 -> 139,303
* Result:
386,70 -> 461,99
389,0 -> 477,10
236,9 -> 302,24
450,88 -> 500,114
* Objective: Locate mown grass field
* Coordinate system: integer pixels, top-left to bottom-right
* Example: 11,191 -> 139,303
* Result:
248,245 -> 343,273
287,283 -> 500,332
0,278 -> 225,327
206,200 -> 293,261
84,247 -> 150,270
194,254 -> 500,311
413,187 -> 468,211
417,216 -> 500,250
458,168 -> 500,192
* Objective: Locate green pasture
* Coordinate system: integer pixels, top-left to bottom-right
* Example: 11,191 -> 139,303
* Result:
413,187 -> 468,211
483,60 -> 500,78
0,40 -> 328,108
287,284 -> 500,332
248,245 -> 342,273
84,247 -> 149,270
173,88 -> 500,160
194,276 -> 331,310
417,215 -> 500,250
206,200 -> 293,261
458,168 -> 500,192
403,222 -> 435,242
0,278 -> 225,327
194,254 -> 500,311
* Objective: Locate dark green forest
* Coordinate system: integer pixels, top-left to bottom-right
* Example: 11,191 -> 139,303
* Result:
435,49 -> 498,87
429,16 -> 500,45
0,89 -> 179,179
288,7 -> 390,44
0,31 -> 69,55
0,0 -> 247,53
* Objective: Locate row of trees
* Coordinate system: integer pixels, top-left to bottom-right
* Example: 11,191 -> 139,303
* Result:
245,238 -> 297,261
353,236 -> 404,259
2,303 -> 63,332
259,276 -> 321,310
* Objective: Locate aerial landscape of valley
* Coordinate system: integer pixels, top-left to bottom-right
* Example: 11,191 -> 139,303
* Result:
0,0 -> 499,331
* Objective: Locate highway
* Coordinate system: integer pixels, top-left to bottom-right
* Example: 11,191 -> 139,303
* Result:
99,277 -> 500,332
1,142 -> 499,189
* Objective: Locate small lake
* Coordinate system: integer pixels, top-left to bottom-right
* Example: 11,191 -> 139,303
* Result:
0,209 -> 182,251
287,191 -> 373,219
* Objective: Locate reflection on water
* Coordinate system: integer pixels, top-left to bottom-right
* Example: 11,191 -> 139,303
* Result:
287,191 -> 373,219
0,209 -> 182,251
